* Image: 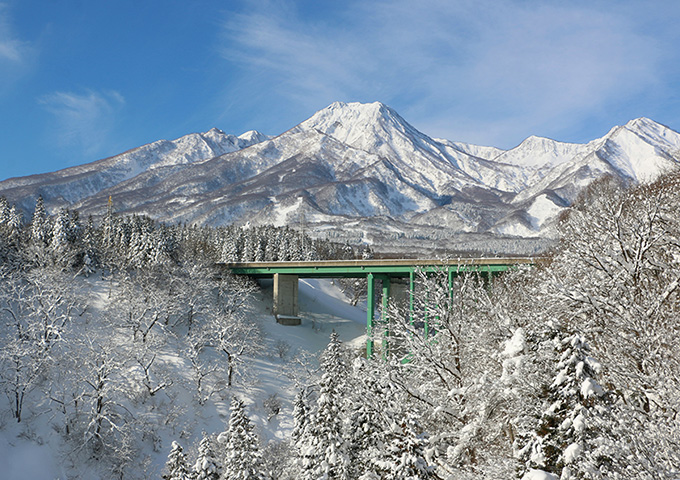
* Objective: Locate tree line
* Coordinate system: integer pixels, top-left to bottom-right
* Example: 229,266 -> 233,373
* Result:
0,196 -> 359,271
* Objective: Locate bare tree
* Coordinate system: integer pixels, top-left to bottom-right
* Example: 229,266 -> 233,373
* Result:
110,268 -> 176,343
0,266 -> 81,422
188,273 -> 261,391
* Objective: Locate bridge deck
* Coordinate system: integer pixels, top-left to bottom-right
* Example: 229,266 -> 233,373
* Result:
221,257 -> 536,278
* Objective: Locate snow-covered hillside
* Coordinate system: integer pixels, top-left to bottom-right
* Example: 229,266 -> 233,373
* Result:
0,273 -> 368,480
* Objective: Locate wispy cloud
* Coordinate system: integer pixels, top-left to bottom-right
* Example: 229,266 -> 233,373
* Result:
221,1 -> 373,107
220,0 -> 679,147
0,3 -> 35,92
39,90 -> 125,160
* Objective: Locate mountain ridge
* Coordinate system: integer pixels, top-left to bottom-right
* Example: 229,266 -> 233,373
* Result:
1,102 -> 679,254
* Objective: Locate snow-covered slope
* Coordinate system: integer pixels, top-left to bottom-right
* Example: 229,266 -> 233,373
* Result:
1,103 -> 679,249
489,118 -> 680,236
0,128 -> 270,213
0,273 -> 368,480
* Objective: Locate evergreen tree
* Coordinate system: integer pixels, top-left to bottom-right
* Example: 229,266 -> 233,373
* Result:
194,432 -> 221,480
299,332 -> 350,480
0,196 -> 9,224
102,196 -> 115,251
223,397 -> 267,480
220,234 -> 240,263
6,204 -> 22,248
164,441 -> 191,480
264,228 -> 279,261
345,360 -> 389,479
0,197 -> 11,261
375,411 -> 438,480
519,331 -> 616,479
277,232 -> 291,262
31,196 -> 48,244
81,215 -> 98,275
291,389 -> 309,447
290,232 -> 304,261
30,196 -> 49,263
127,229 -> 147,268
50,207 -> 71,265
254,234 -> 266,262
240,229 -> 255,263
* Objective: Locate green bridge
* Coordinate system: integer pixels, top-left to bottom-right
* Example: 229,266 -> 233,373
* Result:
222,258 -> 536,357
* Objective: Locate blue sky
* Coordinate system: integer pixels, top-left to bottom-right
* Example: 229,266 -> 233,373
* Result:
1,0 -> 680,181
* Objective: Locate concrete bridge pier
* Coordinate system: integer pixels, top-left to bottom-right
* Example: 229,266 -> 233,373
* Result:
273,273 -> 301,325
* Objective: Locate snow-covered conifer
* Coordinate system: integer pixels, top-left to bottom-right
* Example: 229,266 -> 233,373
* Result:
291,389 -> 308,446
220,235 -> 240,263
7,204 -> 22,234
298,332 -> 350,480
223,396 -> 267,480
29,196 -> 50,264
80,215 -> 98,275
254,234 -> 266,262
127,223 -> 148,268
0,197 -> 12,261
0,196 -> 9,224
519,331 -> 615,479
344,359 -> 390,479
30,196 -> 48,246
240,229 -> 255,263
277,231 -> 291,262
194,432 -> 221,480
101,195 -> 115,255
164,441 -> 192,480
50,207 -> 71,265
264,228 -> 279,261
374,411 -> 438,480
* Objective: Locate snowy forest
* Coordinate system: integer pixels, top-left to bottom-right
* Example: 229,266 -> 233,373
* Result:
1,172 -> 680,479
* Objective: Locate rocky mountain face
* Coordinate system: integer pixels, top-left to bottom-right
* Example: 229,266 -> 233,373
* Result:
2,102 -> 679,255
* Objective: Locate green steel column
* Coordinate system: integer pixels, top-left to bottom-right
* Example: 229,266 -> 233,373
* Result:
382,276 -> 391,359
366,273 -> 375,358
448,267 -> 454,300
409,270 -> 415,326
424,285 -> 430,340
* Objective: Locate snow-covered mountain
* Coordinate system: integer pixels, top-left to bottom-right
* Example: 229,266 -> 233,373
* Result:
0,128 -> 270,214
1,102 -> 679,252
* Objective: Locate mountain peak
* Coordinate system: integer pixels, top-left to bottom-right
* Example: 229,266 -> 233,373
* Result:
625,116 -> 660,130
300,101 -> 421,151
306,101 -> 398,131
621,117 -> 680,145
325,100 -> 389,113
599,117 -> 680,159
496,134 -> 584,170
238,130 -> 269,144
